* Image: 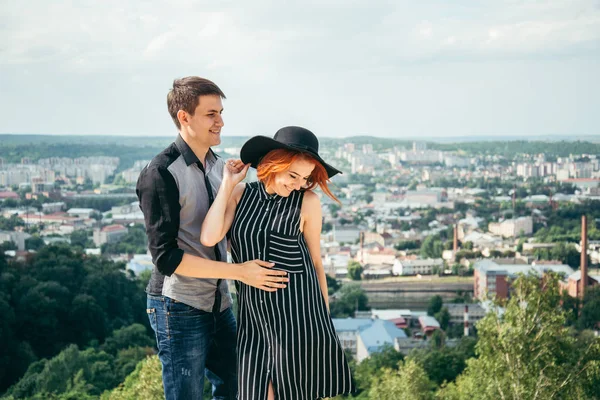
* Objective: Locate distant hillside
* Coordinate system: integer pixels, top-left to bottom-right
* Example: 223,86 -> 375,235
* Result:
2,135 -> 600,163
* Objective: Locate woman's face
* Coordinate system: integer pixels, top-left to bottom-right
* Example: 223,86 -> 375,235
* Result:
266,158 -> 316,197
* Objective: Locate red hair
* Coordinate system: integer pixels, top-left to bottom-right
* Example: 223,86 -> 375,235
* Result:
256,149 -> 340,203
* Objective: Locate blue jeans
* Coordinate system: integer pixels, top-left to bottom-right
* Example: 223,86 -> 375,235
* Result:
146,294 -> 237,400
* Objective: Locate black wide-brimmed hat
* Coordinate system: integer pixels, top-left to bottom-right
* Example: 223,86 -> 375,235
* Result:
240,126 -> 342,178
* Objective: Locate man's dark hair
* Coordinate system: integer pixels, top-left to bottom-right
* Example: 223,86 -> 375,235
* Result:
167,77 -> 226,130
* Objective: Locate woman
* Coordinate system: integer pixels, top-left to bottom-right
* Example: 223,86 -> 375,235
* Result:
201,126 -> 355,400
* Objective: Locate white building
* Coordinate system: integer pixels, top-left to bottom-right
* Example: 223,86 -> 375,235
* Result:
93,224 -> 128,246
332,318 -> 374,358
67,208 -> 97,219
488,216 -> 533,238
0,230 -> 30,251
42,202 -> 66,214
444,303 -> 486,326
392,258 -> 444,276
332,225 -> 362,244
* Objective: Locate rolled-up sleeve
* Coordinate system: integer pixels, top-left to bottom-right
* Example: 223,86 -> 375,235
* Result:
136,165 -> 184,276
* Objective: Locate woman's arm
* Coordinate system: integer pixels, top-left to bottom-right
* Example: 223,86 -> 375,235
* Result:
200,160 -> 248,247
301,190 -> 330,310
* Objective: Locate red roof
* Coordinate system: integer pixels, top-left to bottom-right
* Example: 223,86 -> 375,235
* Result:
0,192 -> 19,199
390,317 -> 407,328
102,224 -> 127,233
562,178 -> 600,182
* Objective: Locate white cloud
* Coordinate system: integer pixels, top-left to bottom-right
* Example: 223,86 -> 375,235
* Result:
0,0 -> 598,137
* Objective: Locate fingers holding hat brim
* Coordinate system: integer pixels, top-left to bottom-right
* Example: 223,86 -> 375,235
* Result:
240,136 -> 342,178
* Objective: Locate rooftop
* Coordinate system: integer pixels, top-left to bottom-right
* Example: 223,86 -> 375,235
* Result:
359,319 -> 408,352
332,318 -> 374,332
475,259 -> 574,277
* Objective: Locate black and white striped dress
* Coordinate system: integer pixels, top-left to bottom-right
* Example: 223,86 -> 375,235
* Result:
230,181 -> 355,400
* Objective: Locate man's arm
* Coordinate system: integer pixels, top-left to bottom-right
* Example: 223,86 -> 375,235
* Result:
136,163 -> 288,290
136,164 -> 184,277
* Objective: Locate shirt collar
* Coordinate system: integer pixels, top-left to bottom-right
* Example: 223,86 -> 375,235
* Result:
258,181 -> 281,202
175,134 -> 218,168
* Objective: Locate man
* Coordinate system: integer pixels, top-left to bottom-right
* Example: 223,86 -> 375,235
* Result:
136,76 -> 288,400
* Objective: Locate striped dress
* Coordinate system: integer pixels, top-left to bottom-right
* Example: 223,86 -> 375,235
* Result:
230,181 -> 355,400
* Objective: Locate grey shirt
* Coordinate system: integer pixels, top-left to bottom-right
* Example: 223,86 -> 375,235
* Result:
136,135 -> 231,312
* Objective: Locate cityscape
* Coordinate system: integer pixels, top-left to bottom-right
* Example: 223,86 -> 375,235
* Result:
1,135 -> 599,399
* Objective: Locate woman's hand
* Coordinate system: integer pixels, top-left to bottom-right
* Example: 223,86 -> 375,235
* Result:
223,159 -> 249,187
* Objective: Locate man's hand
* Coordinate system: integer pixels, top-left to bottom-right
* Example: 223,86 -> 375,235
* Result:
238,260 -> 289,292
223,159 -> 249,187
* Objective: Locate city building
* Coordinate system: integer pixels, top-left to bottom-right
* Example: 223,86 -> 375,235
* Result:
0,230 -> 30,251
474,259 -> 574,300
559,270 -> 600,299
444,303 -> 486,326
93,224 -> 128,246
418,316 -> 441,336
356,319 -> 408,362
67,208 -> 97,219
392,258 -> 444,276
332,318 -> 374,358
42,202 -> 66,214
488,216 -> 533,238
332,225 -> 362,245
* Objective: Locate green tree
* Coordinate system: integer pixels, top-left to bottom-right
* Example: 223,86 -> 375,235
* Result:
347,261 -> 363,281
427,295 -> 443,316
550,242 -> 581,269
0,244 -> 149,393
420,235 -> 443,258
101,324 -> 155,356
326,275 -> 340,295
434,307 -> 450,331
101,356 -> 164,400
329,283 -> 369,318
25,235 -> 46,250
70,230 -> 93,249
438,273 -> 600,400
101,224 -> 148,255
409,338 -> 476,386
394,240 -> 420,251
369,359 -> 436,400
578,286 -> 600,330
352,344 -> 404,396
0,215 -> 25,230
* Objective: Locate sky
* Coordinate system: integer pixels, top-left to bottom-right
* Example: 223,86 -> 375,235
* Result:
0,0 -> 599,139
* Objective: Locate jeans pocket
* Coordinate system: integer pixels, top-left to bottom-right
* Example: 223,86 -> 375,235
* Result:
146,307 -> 159,346
166,298 -> 209,317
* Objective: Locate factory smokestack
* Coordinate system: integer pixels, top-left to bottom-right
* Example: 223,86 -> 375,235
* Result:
580,215 -> 588,302
464,305 -> 469,337
453,224 -> 458,255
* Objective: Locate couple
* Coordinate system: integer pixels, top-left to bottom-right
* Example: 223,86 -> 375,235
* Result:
137,76 -> 354,400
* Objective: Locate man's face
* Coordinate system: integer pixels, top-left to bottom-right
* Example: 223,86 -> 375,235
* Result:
183,94 -> 224,148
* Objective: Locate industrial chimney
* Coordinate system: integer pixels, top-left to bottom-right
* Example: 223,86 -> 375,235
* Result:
580,215 -> 588,301
464,305 -> 469,337
453,224 -> 458,255
360,232 -> 364,264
